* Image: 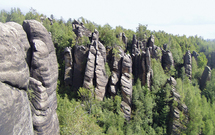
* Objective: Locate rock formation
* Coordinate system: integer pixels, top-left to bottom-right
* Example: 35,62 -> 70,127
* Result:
0,22 -> 34,135
121,54 -> 132,120
109,46 -> 124,96
72,19 -> 91,42
0,20 -> 60,135
23,20 -> 59,135
184,50 -> 192,79
167,77 -> 188,135
200,66 -> 211,90
83,29 -> 108,100
64,47 -> 73,86
162,50 -> 174,70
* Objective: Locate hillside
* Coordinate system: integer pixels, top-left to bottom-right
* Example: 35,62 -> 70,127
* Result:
1,8 -> 215,135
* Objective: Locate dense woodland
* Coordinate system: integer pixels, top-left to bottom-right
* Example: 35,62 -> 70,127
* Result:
1,8 -> 215,135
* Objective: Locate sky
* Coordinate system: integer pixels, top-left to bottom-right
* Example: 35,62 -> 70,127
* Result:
1,0 -> 215,39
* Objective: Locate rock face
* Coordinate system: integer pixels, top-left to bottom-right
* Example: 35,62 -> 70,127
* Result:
64,47 -> 73,86
72,19 -> 91,41
23,20 -> 59,135
0,22 -> 34,135
162,50 -> 174,70
109,46 -> 124,96
184,50 -> 192,79
121,54 -> 132,120
73,45 -> 89,91
83,29 -> 108,100
167,77 -> 188,135
200,66 -> 211,90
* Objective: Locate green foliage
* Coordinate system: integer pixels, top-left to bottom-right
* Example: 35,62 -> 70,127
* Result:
2,8 -> 215,135
202,69 -> 215,103
57,94 -> 103,135
105,62 -> 111,78
197,52 -> 208,69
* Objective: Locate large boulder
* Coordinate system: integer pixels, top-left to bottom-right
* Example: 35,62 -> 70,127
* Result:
23,20 -> 59,135
0,22 -> 34,135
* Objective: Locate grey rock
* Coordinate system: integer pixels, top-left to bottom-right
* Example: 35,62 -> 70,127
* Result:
0,22 -> 33,135
73,45 -> 89,91
83,47 -> 96,90
147,35 -> 154,47
109,46 -> 124,96
0,22 -> 30,90
167,77 -> 188,135
162,50 -> 174,70
146,48 -> 153,88
200,66 -> 211,90
23,20 -> 59,135
72,20 -> 92,42
121,54 -> 132,119
163,44 -> 167,51
184,50 -> 192,79
0,82 -> 34,135
122,32 -> 127,48
83,29 -> 108,101
64,47 -> 73,86
192,51 -> 199,60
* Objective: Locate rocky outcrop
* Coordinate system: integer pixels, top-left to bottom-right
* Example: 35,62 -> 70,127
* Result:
23,20 -> 59,135
121,54 -> 132,120
72,19 -> 91,41
146,48 -> 153,88
64,47 -> 73,86
192,51 -> 199,61
0,22 -> 34,135
162,50 -> 174,70
200,66 -> 211,90
147,35 -> 155,47
167,77 -> 188,135
184,50 -> 192,79
73,45 -> 89,91
83,29 -> 108,100
109,46 -> 124,96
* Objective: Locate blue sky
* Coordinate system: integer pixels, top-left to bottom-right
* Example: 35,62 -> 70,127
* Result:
1,0 -> 215,39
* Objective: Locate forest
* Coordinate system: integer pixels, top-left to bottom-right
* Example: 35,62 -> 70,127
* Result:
1,8 -> 215,135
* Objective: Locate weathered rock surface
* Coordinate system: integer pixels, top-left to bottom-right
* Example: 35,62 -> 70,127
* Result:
72,19 -> 91,41
0,22 -> 34,135
83,29 -> 108,100
73,45 -> 89,91
23,20 -> 59,135
162,50 -> 174,70
109,46 -> 124,96
167,77 -> 188,135
121,54 -> 132,119
184,50 -> 192,79
147,35 -> 155,47
200,66 -> 211,90
64,47 -> 73,86
0,82 -> 34,135
146,48 -> 153,88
